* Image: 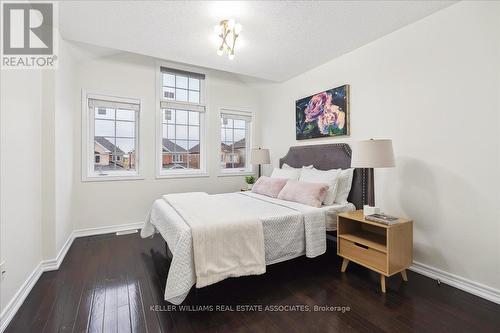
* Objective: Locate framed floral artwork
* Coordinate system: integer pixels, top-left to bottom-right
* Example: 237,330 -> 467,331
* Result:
295,84 -> 349,140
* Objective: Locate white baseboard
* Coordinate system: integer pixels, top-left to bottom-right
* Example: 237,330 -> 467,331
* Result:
40,232 -> 75,272
0,263 -> 43,332
410,261 -> 500,305
0,222 -> 143,332
72,222 -> 143,238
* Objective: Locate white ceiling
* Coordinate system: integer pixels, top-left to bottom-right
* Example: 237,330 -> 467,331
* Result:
59,1 -> 454,82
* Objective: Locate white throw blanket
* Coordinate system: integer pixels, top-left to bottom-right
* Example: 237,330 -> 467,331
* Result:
162,192 -> 266,287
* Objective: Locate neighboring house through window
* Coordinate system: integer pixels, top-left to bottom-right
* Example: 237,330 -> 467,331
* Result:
220,109 -> 253,173
83,93 -> 141,181
158,66 -> 206,176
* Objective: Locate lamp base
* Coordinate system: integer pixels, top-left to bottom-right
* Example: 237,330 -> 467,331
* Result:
366,168 -> 375,207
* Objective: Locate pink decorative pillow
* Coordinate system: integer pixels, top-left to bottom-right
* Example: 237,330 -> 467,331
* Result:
251,176 -> 288,198
277,180 -> 329,208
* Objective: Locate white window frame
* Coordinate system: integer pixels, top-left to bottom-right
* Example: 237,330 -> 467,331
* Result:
219,107 -> 255,176
156,62 -> 208,178
81,90 -> 143,182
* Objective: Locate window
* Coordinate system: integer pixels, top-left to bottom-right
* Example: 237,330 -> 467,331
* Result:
220,110 -> 252,173
162,70 -> 201,104
161,109 -> 201,170
83,93 -> 141,181
158,66 -> 206,177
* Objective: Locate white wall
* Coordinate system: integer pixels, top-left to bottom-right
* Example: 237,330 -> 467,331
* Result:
72,52 -> 263,229
41,69 -> 56,260
0,34 -> 78,320
40,36 -> 78,260
54,39 -> 77,253
258,1 -> 500,290
0,71 -> 43,313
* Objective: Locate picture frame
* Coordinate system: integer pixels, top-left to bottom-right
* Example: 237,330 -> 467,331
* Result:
295,84 -> 350,140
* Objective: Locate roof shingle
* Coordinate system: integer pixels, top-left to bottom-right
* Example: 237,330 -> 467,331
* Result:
95,137 -> 125,155
162,138 -> 187,152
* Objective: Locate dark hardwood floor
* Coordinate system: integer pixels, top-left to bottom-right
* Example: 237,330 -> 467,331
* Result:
6,232 -> 500,333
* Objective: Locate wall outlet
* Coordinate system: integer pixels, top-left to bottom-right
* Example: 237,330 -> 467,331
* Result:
0,261 -> 6,280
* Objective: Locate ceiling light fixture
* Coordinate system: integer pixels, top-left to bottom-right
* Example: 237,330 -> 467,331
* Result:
214,19 -> 241,60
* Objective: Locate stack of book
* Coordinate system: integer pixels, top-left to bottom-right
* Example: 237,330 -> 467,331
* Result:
365,213 -> 399,225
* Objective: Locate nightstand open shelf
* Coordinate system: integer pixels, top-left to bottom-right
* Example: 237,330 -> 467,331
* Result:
338,231 -> 387,253
337,210 -> 413,293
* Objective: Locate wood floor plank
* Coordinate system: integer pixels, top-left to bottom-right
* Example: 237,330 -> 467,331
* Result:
6,232 -> 500,333
127,280 -> 147,333
71,237 -> 107,333
102,279 -> 118,333
71,288 -> 95,333
58,240 -> 93,333
117,304 -> 132,333
136,233 -> 177,333
128,234 -> 163,333
87,236 -> 112,333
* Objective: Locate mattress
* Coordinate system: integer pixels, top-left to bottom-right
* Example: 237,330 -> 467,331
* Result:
141,192 -> 355,304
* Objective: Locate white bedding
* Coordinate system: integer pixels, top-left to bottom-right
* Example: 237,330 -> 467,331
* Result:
141,192 -> 355,304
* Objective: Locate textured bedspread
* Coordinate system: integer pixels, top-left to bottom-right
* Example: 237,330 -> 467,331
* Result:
141,192 -> 354,304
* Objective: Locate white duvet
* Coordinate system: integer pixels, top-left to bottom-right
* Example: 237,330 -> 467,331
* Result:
141,191 -> 355,304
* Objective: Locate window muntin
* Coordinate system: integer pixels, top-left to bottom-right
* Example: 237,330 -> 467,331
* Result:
87,96 -> 140,179
220,111 -> 252,172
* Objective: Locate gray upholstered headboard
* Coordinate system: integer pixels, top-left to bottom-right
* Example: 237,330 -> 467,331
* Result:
278,143 -> 366,209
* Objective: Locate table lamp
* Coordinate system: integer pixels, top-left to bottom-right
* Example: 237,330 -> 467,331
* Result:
250,148 -> 270,178
350,139 -> 395,206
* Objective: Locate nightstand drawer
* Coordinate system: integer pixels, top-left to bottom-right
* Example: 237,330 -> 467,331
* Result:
339,238 -> 387,273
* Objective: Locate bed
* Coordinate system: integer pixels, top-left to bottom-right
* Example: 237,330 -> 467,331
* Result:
141,143 -> 367,304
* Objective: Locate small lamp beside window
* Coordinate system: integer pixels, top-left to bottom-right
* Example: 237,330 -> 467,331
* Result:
250,148 -> 270,178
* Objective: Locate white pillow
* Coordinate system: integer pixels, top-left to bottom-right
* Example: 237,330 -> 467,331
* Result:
299,167 -> 340,205
335,168 -> 355,204
282,163 -> 313,170
270,167 -> 300,180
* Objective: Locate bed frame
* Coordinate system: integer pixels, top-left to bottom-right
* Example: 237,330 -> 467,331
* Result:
278,143 -> 367,209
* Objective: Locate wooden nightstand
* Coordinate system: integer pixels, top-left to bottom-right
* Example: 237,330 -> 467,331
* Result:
337,210 -> 413,293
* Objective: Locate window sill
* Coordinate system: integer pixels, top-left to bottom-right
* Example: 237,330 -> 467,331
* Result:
82,174 -> 145,182
218,171 -> 255,177
156,172 -> 209,179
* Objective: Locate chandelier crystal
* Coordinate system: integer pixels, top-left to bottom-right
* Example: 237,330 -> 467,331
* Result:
214,19 -> 241,60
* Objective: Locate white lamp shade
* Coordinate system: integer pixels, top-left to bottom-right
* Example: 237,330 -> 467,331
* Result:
351,139 -> 395,168
250,148 -> 270,165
